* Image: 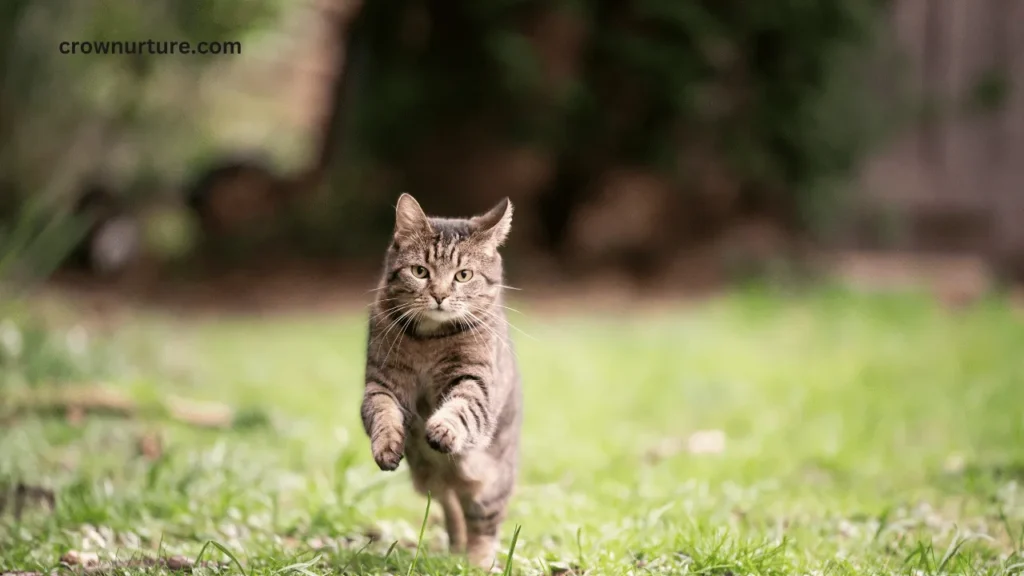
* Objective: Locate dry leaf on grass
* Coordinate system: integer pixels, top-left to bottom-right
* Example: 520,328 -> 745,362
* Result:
943,453 -> 966,474
136,431 -> 163,460
60,550 -> 100,567
645,429 -> 727,463
687,429 -> 726,454
166,396 -> 235,428
65,405 -> 86,426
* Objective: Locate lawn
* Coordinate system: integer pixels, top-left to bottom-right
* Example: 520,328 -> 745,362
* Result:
1,287 -> 1023,575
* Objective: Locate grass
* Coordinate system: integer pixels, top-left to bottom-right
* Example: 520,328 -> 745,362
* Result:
1,286 -> 1024,574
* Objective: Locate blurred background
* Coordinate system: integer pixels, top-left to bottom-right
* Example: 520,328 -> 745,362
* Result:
3,2 -> 1024,572
2,0 -> 1022,305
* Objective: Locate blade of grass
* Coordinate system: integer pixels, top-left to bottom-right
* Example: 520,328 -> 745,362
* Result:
1003,560 -> 1024,574
195,539 -> 248,576
576,526 -> 585,571
273,554 -> 322,576
407,491 -> 432,576
902,540 -> 932,572
999,506 -> 1023,552
501,524 -> 522,576
937,531 -> 993,574
336,538 -> 375,574
872,506 -> 892,542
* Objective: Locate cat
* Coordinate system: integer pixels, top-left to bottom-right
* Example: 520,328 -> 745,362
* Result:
360,193 -> 522,569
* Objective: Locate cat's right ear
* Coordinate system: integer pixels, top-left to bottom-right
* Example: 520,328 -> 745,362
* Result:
470,197 -> 513,248
394,193 -> 432,243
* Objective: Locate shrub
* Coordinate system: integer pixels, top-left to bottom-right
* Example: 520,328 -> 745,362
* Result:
327,0 -> 892,252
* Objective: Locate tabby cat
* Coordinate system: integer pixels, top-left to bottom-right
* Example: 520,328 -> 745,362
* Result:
360,193 -> 522,569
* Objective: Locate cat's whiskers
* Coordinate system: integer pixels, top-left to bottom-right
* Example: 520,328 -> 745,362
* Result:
492,302 -> 539,339
372,314 -> 406,360
456,309 -> 487,350
370,300 -> 418,323
372,295 -> 401,303
369,310 -> 409,339
374,302 -> 419,356
380,307 -> 419,368
495,303 -> 523,315
474,304 -> 537,343
467,308 -> 509,346
464,308 -> 517,362
367,297 -> 404,314
366,295 -> 394,308
382,311 -> 417,368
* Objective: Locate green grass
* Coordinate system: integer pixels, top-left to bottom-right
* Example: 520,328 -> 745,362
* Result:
2,287 -> 1024,574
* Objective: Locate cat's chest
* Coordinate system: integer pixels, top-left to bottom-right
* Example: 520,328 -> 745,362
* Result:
394,343 -> 445,385
402,347 -> 461,418
390,334 -> 487,413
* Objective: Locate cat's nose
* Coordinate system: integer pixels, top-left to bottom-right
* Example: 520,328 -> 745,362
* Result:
432,295 -> 445,306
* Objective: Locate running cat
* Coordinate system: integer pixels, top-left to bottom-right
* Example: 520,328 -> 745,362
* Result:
360,193 -> 522,569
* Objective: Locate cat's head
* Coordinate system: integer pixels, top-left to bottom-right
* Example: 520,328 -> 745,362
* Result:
379,193 -> 513,328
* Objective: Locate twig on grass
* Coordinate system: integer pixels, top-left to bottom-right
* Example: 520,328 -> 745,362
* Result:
0,384 -> 269,429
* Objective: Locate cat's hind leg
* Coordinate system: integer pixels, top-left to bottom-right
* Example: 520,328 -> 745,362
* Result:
407,455 -> 467,554
440,488 -> 467,554
457,463 -> 515,570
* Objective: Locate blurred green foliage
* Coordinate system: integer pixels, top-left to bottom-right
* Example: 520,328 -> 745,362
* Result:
0,0 -> 283,275
343,0 -> 892,232
0,313 -> 106,391
1,0 -> 282,192
0,197 -> 89,286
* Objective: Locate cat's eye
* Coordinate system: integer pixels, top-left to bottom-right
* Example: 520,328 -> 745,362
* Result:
411,265 -> 429,279
454,269 -> 473,283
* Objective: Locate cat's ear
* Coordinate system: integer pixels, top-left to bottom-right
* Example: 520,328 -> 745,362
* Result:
471,197 -> 513,247
394,193 -> 432,241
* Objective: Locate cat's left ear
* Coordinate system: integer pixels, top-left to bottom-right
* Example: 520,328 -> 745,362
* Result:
394,192 -> 432,242
471,197 -> 513,247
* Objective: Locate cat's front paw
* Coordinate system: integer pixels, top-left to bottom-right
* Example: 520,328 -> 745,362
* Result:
425,411 -> 467,455
371,427 -> 405,471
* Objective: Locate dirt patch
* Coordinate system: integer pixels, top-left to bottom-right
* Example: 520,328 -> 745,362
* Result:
42,259 -> 718,319
36,251 -> 1024,319
36,552 -> 229,575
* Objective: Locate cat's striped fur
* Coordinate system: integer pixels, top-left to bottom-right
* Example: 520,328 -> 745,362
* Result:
360,193 -> 522,569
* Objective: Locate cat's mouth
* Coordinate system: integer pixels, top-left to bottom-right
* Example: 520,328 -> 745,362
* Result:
419,308 -> 462,323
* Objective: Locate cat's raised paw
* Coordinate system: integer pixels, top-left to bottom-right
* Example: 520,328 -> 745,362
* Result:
371,428 -> 405,471
425,413 -> 466,454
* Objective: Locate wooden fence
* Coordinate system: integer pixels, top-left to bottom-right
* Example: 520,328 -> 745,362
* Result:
858,0 -> 1024,267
